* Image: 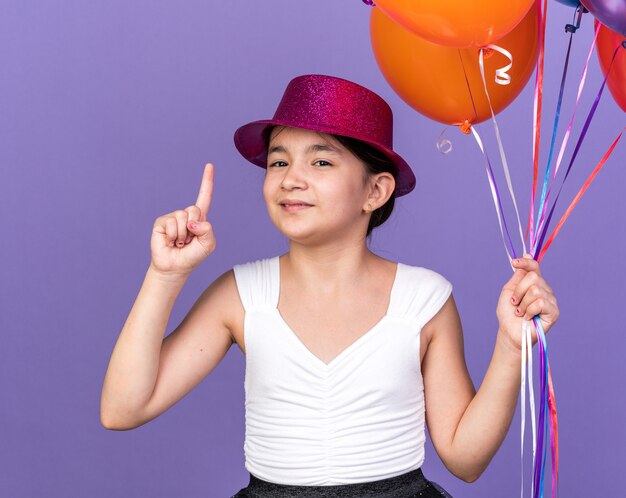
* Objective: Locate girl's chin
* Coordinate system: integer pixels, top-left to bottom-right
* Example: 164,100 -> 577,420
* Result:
272,221 -> 364,245
273,224 -> 317,242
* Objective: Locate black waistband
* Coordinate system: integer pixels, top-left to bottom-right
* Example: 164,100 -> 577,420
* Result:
243,467 -> 430,497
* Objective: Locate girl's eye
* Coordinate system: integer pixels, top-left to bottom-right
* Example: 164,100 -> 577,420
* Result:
314,160 -> 332,167
269,160 -> 288,168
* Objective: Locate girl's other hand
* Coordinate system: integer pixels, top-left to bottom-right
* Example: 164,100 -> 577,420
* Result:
149,163 -> 217,278
496,253 -> 560,352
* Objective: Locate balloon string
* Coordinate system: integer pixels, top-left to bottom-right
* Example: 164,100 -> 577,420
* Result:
531,22 -> 601,255
532,317 -> 550,498
520,319 -> 537,498
532,12 -> 579,255
548,365 -> 559,498
479,45 -> 527,256
537,128 -> 624,262
470,127 -> 517,262
533,38 -> 618,258
529,50 -> 622,497
524,3 -> 548,495
457,50 -> 480,125
527,0 -> 548,249
527,321 -> 537,498
521,320 -> 527,498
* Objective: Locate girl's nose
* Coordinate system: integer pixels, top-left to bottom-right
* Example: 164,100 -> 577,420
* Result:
280,161 -> 307,190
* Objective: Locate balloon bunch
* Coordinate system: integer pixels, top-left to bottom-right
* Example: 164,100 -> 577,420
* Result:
363,1 -> 625,497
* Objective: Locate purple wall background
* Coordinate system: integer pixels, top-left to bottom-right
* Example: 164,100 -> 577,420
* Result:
2,1 -> 624,496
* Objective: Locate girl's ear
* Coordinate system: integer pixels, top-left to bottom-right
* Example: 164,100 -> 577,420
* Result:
364,173 -> 395,211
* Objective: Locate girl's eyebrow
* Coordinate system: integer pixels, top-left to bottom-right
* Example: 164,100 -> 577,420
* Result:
268,143 -> 343,155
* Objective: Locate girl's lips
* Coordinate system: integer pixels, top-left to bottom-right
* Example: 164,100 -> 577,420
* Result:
280,203 -> 312,212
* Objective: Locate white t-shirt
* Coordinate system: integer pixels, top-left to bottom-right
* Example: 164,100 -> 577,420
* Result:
233,256 -> 453,485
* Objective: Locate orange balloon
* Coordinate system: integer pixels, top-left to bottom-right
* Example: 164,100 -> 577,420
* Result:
595,20 -> 626,112
370,4 -> 538,129
374,0 -> 535,48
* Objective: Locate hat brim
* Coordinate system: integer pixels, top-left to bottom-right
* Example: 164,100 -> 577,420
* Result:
234,119 -> 416,197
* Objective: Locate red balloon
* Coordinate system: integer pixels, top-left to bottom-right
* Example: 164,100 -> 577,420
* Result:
595,20 -> 626,112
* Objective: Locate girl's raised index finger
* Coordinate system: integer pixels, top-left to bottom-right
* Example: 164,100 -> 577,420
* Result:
195,163 -> 214,221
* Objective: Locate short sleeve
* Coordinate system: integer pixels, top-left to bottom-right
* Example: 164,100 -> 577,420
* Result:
390,265 -> 453,329
232,257 -> 279,311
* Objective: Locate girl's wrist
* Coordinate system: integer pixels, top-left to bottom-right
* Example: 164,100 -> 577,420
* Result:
147,263 -> 191,284
495,329 -> 524,366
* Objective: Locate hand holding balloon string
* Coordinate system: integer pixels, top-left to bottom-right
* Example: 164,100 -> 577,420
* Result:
496,253 -> 560,354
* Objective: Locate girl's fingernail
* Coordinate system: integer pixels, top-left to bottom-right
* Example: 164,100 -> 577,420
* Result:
169,241 -> 175,247
511,296 -> 516,304
188,222 -> 196,229
177,241 -> 184,247
516,308 -> 522,315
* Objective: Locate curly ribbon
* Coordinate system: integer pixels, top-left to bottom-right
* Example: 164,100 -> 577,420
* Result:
436,126 -> 453,154
484,45 -> 514,85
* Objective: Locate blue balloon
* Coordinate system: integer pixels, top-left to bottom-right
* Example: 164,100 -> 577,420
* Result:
554,0 -> 581,6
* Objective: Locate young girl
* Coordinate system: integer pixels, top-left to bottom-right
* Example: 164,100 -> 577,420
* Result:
100,74 -> 559,498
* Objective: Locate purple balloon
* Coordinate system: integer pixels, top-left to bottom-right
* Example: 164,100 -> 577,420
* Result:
580,0 -> 626,36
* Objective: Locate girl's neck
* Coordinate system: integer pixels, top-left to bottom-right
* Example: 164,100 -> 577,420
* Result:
281,241 -> 382,294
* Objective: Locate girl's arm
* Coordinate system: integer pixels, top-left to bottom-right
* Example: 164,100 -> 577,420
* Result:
100,163 -> 242,430
99,266 -> 240,430
100,266 -> 188,429
421,255 -> 559,482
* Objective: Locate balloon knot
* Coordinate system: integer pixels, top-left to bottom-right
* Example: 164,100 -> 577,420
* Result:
480,47 -> 495,59
361,0 -> 376,6
459,121 -> 472,135
622,40 -> 626,49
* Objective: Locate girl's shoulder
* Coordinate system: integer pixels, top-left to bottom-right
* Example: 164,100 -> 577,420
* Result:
230,255 -> 281,311
396,260 -> 452,285
390,260 -> 453,327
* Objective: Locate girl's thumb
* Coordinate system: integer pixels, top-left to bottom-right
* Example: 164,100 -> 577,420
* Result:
187,220 -> 212,239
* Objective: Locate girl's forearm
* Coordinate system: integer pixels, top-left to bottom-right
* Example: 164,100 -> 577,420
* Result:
447,332 -> 521,481
100,265 -> 189,429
